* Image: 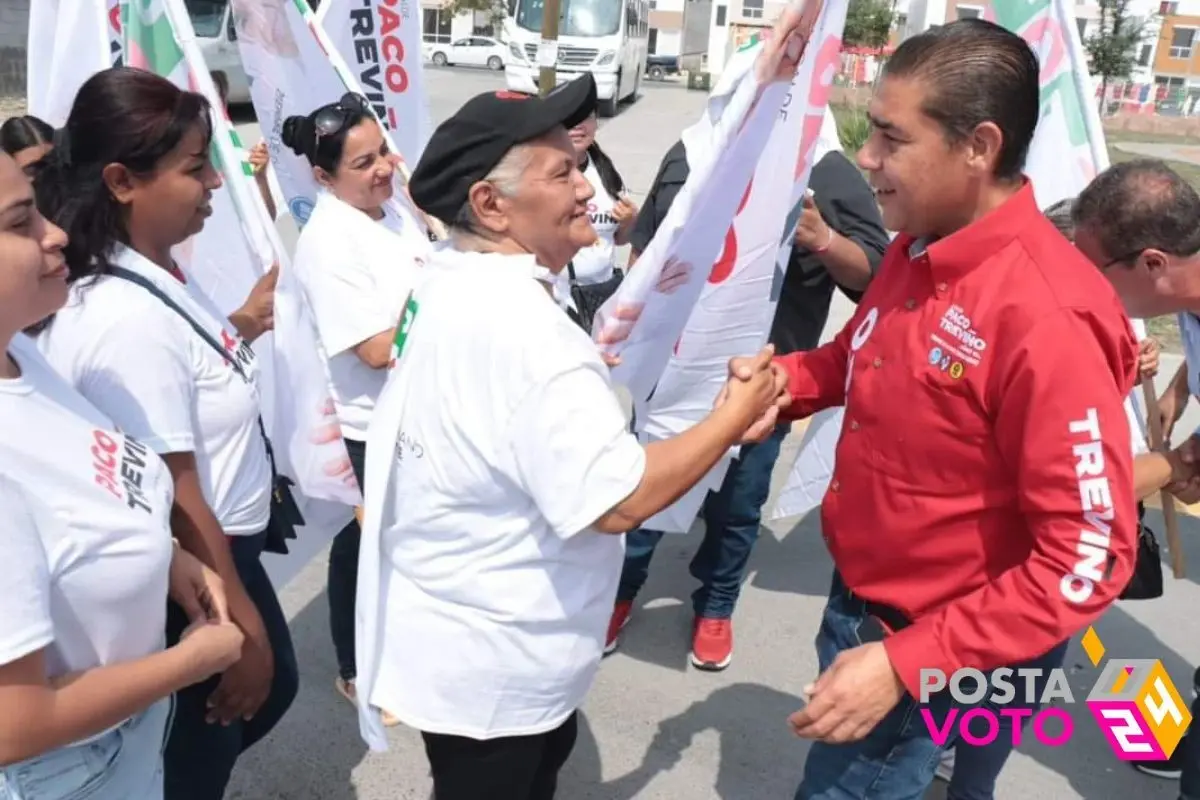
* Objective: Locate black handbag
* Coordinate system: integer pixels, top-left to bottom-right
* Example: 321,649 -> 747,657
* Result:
1120,502 -> 1164,601
109,267 -> 304,555
566,261 -> 624,333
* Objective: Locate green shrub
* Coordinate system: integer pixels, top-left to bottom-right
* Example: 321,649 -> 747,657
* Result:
833,105 -> 872,154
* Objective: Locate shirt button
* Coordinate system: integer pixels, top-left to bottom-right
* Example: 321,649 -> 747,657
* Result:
849,420 -> 860,431
830,479 -> 840,492
872,357 -> 882,368
905,298 -> 916,310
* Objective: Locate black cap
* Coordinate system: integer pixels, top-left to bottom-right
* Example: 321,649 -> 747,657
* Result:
409,73 -> 598,225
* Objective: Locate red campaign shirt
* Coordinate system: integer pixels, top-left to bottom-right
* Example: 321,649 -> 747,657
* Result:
775,183 -> 1139,696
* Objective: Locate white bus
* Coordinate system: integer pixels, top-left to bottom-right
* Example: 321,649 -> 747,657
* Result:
504,0 -> 649,116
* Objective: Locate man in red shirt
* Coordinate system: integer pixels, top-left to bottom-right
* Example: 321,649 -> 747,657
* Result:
732,19 -> 1139,799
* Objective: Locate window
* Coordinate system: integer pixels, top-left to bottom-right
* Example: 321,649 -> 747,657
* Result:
1075,17 -> 1087,39
1161,1 -> 1179,15
955,5 -> 981,19
514,0 -> 622,37
472,11 -> 496,36
648,28 -> 658,53
1169,27 -> 1196,59
716,4 -> 727,26
743,0 -> 763,19
184,0 -> 228,38
422,8 -> 452,43
1138,43 -> 1153,66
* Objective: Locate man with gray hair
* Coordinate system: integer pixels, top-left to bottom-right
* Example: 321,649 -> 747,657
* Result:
1073,159 -> 1200,797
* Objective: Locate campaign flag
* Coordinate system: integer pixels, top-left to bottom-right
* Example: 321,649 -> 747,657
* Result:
771,0 -> 1137,521
27,0 -> 122,126
594,0 -> 825,425
315,0 -> 433,168
127,0 -> 362,523
637,6 -> 848,533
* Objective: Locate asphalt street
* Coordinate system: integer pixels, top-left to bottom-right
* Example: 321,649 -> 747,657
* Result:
224,67 -> 1200,799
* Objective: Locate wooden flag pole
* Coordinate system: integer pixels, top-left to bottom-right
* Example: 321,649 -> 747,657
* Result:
1141,376 -> 1187,578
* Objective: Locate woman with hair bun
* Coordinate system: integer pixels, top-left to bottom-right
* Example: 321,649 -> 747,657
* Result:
32,66 -> 296,800
282,93 -> 427,722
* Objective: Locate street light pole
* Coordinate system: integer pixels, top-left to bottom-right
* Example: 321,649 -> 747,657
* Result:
538,0 -> 562,94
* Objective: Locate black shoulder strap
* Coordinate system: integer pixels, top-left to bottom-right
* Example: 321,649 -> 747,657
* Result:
107,266 -> 276,469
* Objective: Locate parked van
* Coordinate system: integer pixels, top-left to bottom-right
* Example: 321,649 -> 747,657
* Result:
185,0 -> 251,104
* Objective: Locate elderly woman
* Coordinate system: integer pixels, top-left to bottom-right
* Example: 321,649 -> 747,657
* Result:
352,73 -> 785,799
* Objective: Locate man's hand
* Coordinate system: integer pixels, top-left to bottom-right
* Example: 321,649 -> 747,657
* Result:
795,192 -> 834,253
718,348 -> 791,414
1160,384 -> 1187,447
1165,434 -> 1200,504
787,641 -> 905,743
1139,337 -> 1161,381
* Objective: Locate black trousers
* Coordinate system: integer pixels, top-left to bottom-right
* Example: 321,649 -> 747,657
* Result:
328,438 -> 367,681
421,712 -> 579,800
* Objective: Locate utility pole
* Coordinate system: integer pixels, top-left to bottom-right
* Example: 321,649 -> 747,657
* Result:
538,0 -> 563,94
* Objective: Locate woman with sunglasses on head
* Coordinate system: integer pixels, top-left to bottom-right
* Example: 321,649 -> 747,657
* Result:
281,92 -> 428,721
0,115 -> 55,176
32,67 -> 296,800
0,148 -> 244,799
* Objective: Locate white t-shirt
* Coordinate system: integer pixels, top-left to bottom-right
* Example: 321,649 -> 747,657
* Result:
570,160 -> 621,285
358,248 -> 646,743
0,335 -> 174,679
293,192 -> 424,441
39,246 -> 272,535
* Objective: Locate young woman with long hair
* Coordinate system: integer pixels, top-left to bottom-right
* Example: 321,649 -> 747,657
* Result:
32,67 -> 296,800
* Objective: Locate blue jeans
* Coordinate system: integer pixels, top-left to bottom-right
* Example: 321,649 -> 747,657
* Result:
617,424 -> 788,618
797,573 -> 1071,800
328,438 -> 366,682
163,531 -> 298,800
1,698 -> 171,800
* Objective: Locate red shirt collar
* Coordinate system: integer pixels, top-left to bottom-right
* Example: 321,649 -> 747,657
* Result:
898,179 -> 1040,284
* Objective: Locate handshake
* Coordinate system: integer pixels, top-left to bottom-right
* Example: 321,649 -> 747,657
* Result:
1164,435 -> 1200,504
713,345 -> 794,444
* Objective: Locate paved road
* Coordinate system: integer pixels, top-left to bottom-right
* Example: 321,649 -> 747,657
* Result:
227,69 -> 1200,800
1115,140 -> 1200,166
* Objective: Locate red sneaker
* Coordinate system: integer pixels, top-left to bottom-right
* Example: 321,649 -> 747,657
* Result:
604,600 -> 633,655
691,617 -> 733,671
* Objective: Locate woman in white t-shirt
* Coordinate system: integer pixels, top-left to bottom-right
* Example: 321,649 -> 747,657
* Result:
565,100 -> 637,286
354,74 -> 788,798
0,151 -> 243,798
281,93 -> 428,718
32,67 -> 296,800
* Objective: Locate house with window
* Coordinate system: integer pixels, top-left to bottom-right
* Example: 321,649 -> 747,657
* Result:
1151,0 -> 1200,111
647,0 -> 712,59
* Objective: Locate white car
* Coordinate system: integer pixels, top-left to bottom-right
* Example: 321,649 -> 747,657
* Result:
186,0 -> 251,104
425,36 -> 507,71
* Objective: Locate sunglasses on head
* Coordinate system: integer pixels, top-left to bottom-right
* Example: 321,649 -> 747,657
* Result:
313,93 -> 371,144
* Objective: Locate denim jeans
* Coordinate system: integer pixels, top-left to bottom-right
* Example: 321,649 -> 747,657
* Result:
796,573 -> 1072,800
1,698 -> 171,800
617,424 -> 788,618
163,531 -> 298,800
329,438 -> 366,682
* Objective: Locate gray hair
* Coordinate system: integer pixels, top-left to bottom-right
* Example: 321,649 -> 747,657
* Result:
449,145 -> 534,237
1043,198 -> 1076,240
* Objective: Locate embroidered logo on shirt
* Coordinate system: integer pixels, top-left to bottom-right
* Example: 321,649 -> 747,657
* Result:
931,304 -> 988,369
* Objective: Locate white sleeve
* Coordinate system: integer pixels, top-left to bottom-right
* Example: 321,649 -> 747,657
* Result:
501,362 -> 647,538
300,252 -> 397,357
0,479 -> 53,666
76,318 -> 197,454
